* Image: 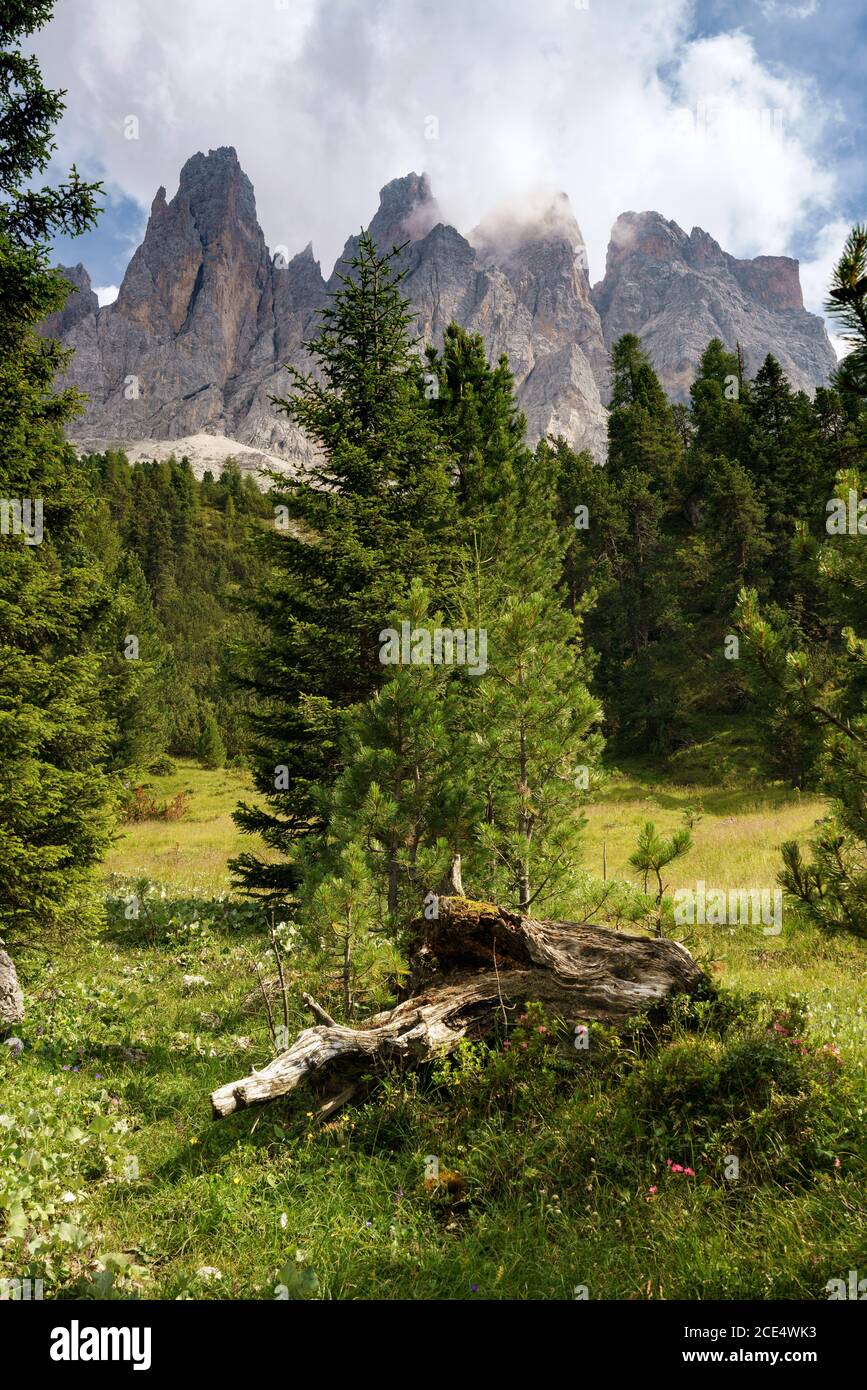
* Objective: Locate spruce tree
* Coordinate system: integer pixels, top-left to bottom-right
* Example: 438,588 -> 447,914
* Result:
736,531 -> 867,938
99,550 -> 168,772
423,324 -> 521,538
0,1 -> 115,956
565,335 -> 686,750
686,339 -> 748,469
197,703 -> 226,770
232,232 -> 456,901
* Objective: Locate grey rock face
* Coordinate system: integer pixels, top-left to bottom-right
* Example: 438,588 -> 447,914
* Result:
51,148 -> 298,456
326,176 -> 609,456
0,944 -> 24,1027
43,262 -> 98,336
592,211 -> 837,401
48,152 -> 837,468
380,190 -> 609,457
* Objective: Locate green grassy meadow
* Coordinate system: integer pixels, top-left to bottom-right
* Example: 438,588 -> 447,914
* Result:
105,764 -> 261,896
3,751 -> 866,1301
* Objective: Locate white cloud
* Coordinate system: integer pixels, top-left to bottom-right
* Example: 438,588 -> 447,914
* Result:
94,284 -> 119,306
800,218 -> 853,357
32,0 -> 843,290
799,218 -> 850,312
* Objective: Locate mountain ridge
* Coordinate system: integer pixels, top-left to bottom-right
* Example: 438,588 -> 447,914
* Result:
46,146 -> 838,469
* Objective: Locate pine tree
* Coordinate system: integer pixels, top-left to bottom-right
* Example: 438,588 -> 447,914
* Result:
825,223 -> 867,409
628,821 -> 693,935
280,322 -> 604,927
317,580 -> 470,924
467,586 -> 601,913
456,443 -> 603,913
232,232 -> 457,902
299,840 -> 403,1020
0,1 -> 115,956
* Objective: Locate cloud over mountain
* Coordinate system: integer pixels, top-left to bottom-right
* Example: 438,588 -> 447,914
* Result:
34,0 -> 843,308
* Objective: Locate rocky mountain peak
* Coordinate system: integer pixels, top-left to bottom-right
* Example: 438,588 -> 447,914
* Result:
686,224 -> 728,271
368,171 -> 441,249
43,262 -> 99,338
114,144 -> 267,364
594,211 -> 685,302
59,261 -> 95,294
175,146 -> 258,235
592,209 -> 835,400
273,241 -> 323,281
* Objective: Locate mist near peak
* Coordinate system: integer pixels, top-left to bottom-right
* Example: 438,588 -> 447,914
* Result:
468,188 -> 588,266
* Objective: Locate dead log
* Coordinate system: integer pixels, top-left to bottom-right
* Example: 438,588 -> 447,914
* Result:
302,992 -> 337,1027
211,897 -> 703,1118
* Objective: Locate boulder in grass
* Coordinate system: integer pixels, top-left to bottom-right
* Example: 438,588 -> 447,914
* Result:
0,942 -> 24,1027
182,974 -> 211,992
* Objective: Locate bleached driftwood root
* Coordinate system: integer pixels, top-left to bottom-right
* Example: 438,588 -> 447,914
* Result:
211,897 -> 702,1119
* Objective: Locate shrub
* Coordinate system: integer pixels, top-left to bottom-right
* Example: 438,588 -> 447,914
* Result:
120,786 -> 189,823
147,754 -> 177,776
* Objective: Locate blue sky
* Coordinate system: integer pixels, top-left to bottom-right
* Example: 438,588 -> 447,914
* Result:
38,0 -> 865,338
690,0 -> 867,261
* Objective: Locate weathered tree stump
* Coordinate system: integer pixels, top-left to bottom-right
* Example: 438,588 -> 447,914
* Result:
210,898 -> 703,1119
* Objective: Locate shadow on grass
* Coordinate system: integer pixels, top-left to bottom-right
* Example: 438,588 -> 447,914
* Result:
594,774 -> 813,819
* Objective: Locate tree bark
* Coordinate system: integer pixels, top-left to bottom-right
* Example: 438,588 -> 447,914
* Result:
211,897 -> 703,1119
